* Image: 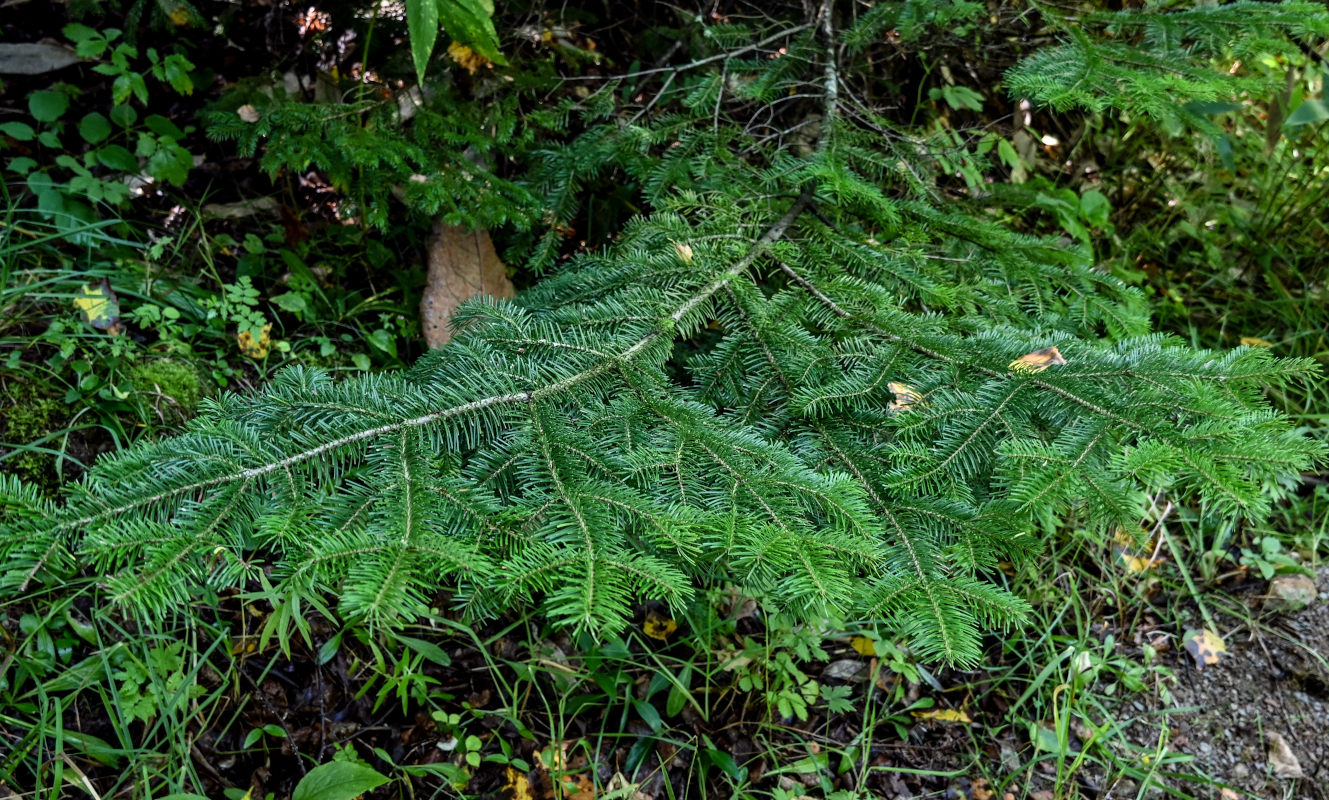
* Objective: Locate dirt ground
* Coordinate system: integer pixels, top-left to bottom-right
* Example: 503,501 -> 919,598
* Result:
1017,567 -> 1329,800
1129,567 -> 1329,800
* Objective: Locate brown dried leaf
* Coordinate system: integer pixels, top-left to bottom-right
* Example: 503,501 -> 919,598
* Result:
1008,346 -> 1067,373
420,221 -> 515,348
1267,731 -> 1304,779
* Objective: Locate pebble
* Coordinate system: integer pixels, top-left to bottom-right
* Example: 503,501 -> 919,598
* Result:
1266,574 -> 1317,612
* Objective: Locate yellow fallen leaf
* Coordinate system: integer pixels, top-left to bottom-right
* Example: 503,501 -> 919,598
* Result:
672,240 -> 694,264
504,767 -> 534,800
165,1 -> 191,25
447,41 -> 492,74
887,381 -> 924,413
1182,628 -> 1227,669
1111,526 -> 1165,573
850,635 -> 876,656
1240,336 -> 1274,348
1009,346 -> 1067,373
237,324 -> 272,358
912,707 -> 972,723
643,610 -> 677,641
74,279 -> 121,332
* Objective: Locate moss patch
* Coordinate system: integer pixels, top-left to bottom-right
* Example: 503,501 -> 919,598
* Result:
130,359 -> 207,419
0,380 -> 68,492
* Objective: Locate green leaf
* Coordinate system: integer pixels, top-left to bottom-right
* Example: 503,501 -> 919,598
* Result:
396,634 -> 451,666
1285,98 -> 1329,128
78,112 -> 112,144
145,141 -> 192,185
437,0 -> 508,66
367,329 -> 397,358
0,121 -> 36,141
109,104 -> 137,127
8,156 -> 38,175
271,292 -> 310,315
316,630 -> 344,665
96,144 -> 139,171
405,0 -> 441,84
1079,190 -> 1110,228
291,762 -> 390,800
28,90 -> 70,122
633,699 -> 663,733
144,113 -> 186,140
62,22 -> 101,45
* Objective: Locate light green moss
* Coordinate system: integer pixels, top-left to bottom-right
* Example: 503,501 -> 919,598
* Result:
0,381 -> 66,491
130,359 -> 206,415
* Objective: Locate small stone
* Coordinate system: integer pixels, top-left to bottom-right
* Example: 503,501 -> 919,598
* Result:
822,659 -> 867,682
1266,574 -> 1317,612
1232,763 -> 1249,780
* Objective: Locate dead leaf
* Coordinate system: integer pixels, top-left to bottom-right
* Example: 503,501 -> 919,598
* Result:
822,659 -> 868,681
1182,628 -> 1227,669
447,41 -> 492,74
237,324 -> 273,358
202,197 -> 278,219
849,635 -> 876,656
165,2 -> 192,26
642,610 -> 677,641
420,221 -> 515,348
1112,526 -> 1165,573
74,279 -> 123,333
1239,336 -> 1274,348
1267,731 -> 1304,779
505,767 -> 535,800
1219,789 -> 1240,800
237,104 -> 260,123
887,381 -> 924,413
971,777 -> 994,800
0,42 -> 81,75
912,707 -> 972,723
671,240 -> 694,264
1008,346 -> 1067,373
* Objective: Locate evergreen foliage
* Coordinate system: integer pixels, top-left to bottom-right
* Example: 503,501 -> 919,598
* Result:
2,0 -> 1325,665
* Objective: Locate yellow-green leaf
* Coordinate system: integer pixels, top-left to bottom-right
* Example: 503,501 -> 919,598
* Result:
74,279 -> 121,332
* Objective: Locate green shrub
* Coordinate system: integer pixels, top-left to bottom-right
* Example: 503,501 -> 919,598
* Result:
2,0 -> 1326,666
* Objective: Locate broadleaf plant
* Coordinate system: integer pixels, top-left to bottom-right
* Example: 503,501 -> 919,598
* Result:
406,0 -> 506,84
2,0 -> 1326,666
